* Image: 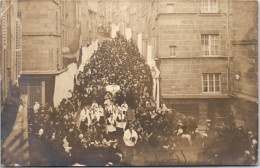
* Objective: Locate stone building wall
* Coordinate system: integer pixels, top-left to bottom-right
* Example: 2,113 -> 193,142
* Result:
19,0 -> 62,72
160,58 -> 228,96
229,0 -> 258,130
230,0 -> 258,99
22,36 -> 61,71
157,14 -> 228,58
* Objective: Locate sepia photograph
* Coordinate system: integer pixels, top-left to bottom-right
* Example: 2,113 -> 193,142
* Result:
0,0 -> 258,166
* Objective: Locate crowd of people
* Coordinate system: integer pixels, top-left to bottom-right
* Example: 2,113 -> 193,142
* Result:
27,33 -> 259,166
1,30 -> 257,166
29,100 -> 179,165
26,34 -> 154,166
74,33 -> 153,109
26,34 -> 210,166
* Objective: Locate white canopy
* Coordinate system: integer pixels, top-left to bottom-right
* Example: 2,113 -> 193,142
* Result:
106,85 -> 120,95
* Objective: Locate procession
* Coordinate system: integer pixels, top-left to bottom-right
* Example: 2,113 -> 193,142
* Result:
22,34 -> 257,166
27,35 -> 181,166
1,0 -> 258,166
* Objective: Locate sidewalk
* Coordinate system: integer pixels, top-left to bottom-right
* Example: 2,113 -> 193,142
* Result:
2,95 -> 30,166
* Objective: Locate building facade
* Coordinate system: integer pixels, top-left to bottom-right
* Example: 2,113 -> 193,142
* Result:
16,0 -> 101,108
18,0 -> 63,107
113,0 -> 258,129
228,0 -> 258,130
1,0 -> 22,102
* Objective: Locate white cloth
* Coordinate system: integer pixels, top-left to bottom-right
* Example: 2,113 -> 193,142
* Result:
116,113 -> 126,129
80,109 -> 88,122
97,107 -> 104,117
123,129 -> 138,146
106,85 -> 120,95
78,40 -> 98,73
115,106 -> 122,113
93,111 -> 100,121
108,104 -> 114,112
53,63 -> 77,107
121,103 -> 128,112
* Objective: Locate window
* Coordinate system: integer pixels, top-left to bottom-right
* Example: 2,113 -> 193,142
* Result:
201,0 -> 218,13
170,46 -> 176,57
202,74 -> 221,93
167,4 -> 174,13
201,34 -> 219,56
56,12 -> 59,33
62,30 -> 65,46
62,1 -> 65,23
66,31 -> 69,45
17,11 -> 21,18
15,19 -> 22,80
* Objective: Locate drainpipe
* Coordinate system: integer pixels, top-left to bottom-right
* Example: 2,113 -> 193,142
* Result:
227,0 -> 231,95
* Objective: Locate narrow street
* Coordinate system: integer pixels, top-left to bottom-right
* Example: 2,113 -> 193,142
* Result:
1,0 -> 258,166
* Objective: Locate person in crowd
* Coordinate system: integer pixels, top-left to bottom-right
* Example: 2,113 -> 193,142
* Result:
116,110 -> 126,136
112,104 -> 119,125
123,124 -> 138,163
123,125 -> 138,146
80,106 -> 90,132
107,114 -> 116,138
97,105 -> 105,124
91,100 -> 98,109
121,101 -> 128,118
90,110 -> 98,125
108,101 -> 115,114
33,101 -> 40,114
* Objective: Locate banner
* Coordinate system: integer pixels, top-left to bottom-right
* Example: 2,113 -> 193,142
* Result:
78,40 -> 98,73
53,63 -> 78,107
